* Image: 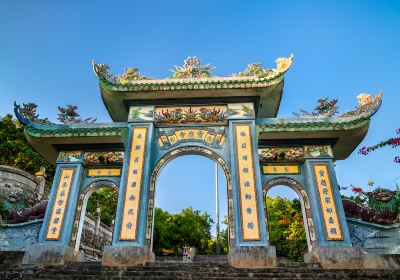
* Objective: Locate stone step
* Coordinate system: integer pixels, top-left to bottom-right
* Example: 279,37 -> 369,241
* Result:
1,264 -> 400,279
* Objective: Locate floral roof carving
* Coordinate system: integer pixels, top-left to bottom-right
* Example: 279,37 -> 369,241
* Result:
92,54 -> 294,92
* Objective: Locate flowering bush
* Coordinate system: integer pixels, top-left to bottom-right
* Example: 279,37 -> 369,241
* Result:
359,128 -> 400,163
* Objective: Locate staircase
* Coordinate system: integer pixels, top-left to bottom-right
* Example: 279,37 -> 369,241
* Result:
1,258 -> 400,279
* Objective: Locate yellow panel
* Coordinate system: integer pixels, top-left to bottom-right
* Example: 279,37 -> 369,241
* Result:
234,124 -> 261,241
262,165 -> 299,174
313,164 -> 343,241
45,168 -> 75,240
157,138 -> 164,148
87,168 -> 121,177
120,127 -> 148,241
218,135 -> 226,145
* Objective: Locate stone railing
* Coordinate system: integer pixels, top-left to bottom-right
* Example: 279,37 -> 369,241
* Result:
79,214 -> 113,258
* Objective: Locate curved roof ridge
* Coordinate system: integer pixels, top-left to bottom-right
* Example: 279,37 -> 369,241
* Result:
92,54 -> 294,89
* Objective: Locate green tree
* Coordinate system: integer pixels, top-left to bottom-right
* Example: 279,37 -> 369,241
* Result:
86,188 -> 118,226
0,114 -> 55,179
152,207 -> 214,255
266,196 -> 307,261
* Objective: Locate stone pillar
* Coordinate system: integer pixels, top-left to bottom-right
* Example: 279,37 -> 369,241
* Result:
23,152 -> 84,265
227,120 -> 276,268
303,158 -> 362,268
34,166 -> 46,201
102,123 -> 154,267
95,207 -> 101,233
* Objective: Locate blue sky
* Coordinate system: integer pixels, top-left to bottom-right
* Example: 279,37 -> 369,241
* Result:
1,1 -> 399,233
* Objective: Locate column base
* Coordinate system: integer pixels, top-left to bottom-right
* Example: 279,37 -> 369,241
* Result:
228,245 -> 277,268
101,245 -> 152,267
23,244 -> 83,265
362,253 -> 400,269
304,246 -> 362,269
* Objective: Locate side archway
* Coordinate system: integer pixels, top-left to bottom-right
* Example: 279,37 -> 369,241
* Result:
70,180 -> 119,252
263,177 -> 316,251
145,146 -> 234,251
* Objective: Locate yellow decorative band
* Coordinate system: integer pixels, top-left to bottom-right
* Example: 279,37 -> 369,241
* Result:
45,168 -> 75,240
262,165 -> 299,174
234,124 -> 261,241
157,127 -> 225,149
119,127 -> 148,241
313,164 -> 343,241
87,168 -> 121,177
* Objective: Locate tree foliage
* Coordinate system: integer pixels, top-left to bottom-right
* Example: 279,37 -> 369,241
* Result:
86,188 -> 118,226
266,196 -> 307,261
0,103 -> 96,182
153,207 -> 215,255
0,114 -> 55,179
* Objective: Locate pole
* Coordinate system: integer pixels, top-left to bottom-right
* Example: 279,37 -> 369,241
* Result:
215,161 -> 221,255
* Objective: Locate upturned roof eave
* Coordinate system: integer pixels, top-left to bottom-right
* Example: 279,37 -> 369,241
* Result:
256,115 -> 372,160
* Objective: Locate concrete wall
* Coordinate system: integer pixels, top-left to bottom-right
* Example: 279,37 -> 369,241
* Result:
0,165 -> 49,204
347,217 -> 400,254
0,216 -> 112,259
0,220 -> 42,251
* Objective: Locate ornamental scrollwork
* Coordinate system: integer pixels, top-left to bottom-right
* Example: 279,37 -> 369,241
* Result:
172,56 -> 215,79
92,60 -> 148,83
83,151 -> 124,166
233,54 -> 294,79
259,147 -> 304,162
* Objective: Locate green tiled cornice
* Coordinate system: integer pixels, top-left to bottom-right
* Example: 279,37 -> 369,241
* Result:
24,122 -> 128,138
256,116 -> 371,133
98,75 -> 284,92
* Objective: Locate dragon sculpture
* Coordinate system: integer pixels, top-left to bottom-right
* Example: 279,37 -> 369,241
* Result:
343,188 -> 400,225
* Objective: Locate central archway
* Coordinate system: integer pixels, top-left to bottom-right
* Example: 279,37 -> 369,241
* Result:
145,146 -> 235,254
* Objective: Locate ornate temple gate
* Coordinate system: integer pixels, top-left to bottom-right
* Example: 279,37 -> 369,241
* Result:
101,105 -> 274,267
19,55 -> 383,268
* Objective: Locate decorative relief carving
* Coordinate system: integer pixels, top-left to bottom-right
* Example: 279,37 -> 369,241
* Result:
57,151 -> 82,163
307,218 -> 316,242
83,151 -> 124,166
119,127 -> 148,241
304,145 -> 333,158
227,103 -> 255,119
155,105 -> 227,125
232,54 -> 294,79
172,56 -> 214,79
262,164 -> 300,175
157,127 -> 226,149
234,124 -> 260,241
301,190 -> 310,210
128,106 -> 154,122
45,168 -> 75,240
258,147 -> 304,162
312,164 -> 343,241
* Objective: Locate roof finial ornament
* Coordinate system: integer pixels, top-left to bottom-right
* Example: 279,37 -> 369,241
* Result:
92,60 -> 147,83
172,56 -> 215,79
233,53 -> 294,78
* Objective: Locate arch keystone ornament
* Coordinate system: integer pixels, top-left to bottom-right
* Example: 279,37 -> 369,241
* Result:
19,55 -> 390,268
